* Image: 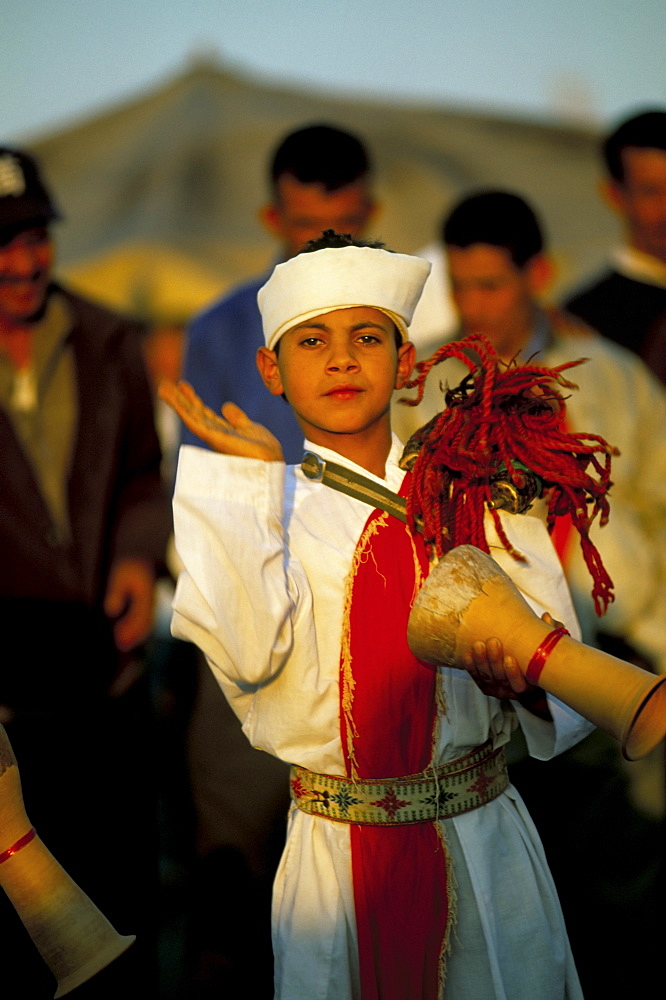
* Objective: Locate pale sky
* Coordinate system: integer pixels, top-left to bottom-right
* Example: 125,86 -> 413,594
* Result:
2,0 -> 665,141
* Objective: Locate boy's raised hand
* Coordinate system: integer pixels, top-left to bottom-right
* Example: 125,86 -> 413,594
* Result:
159,380 -> 284,462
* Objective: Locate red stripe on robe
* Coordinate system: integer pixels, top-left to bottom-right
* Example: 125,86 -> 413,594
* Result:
341,476 -> 451,999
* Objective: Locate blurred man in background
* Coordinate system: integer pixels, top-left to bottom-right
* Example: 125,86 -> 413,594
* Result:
181,122 -> 377,462
565,108 -> 666,383
392,188 -> 666,1000
0,146 -> 170,999
394,190 -> 666,670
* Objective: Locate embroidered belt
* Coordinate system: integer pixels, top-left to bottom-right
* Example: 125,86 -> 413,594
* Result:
290,741 -> 508,826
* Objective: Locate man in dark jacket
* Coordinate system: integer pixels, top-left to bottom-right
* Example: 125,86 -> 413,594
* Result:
0,146 -> 171,998
564,108 -> 666,383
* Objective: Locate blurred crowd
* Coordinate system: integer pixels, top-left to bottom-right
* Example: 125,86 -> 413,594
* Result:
0,107 -> 664,999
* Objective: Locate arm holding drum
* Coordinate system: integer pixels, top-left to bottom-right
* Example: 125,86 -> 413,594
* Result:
407,545 -> 666,761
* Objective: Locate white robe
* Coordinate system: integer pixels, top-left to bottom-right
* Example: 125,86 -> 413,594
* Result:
171,435 -> 591,999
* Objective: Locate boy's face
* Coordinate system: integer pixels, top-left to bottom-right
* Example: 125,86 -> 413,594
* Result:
257,306 -> 414,447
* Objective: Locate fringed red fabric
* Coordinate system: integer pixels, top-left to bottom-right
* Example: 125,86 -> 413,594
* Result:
341,481 -> 449,1000
550,415 -> 576,567
400,333 -> 617,616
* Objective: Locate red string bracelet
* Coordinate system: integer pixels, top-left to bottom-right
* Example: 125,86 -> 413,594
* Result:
0,827 -> 36,865
525,628 -> 570,686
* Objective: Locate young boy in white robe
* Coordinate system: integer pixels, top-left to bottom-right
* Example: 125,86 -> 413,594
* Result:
161,233 -> 590,1000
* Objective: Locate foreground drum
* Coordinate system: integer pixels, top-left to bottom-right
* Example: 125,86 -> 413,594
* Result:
0,724 -> 135,997
407,545 -> 666,761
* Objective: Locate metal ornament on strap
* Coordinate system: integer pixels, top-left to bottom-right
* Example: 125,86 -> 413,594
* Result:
301,450 -> 541,522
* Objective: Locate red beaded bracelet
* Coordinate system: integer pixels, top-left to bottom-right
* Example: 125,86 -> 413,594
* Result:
525,627 -> 570,686
0,827 -> 36,865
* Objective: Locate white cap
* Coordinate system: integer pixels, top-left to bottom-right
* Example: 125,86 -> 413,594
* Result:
257,245 -> 431,350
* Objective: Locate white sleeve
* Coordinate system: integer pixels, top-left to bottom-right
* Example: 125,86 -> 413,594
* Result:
170,446 -> 312,694
514,697 -> 594,760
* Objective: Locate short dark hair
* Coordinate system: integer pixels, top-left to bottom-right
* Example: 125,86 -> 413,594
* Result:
298,229 -> 387,254
270,124 -> 371,196
442,190 -> 544,268
603,108 -> 666,183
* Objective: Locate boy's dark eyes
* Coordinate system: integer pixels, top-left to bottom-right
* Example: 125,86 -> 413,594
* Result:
297,333 -> 382,347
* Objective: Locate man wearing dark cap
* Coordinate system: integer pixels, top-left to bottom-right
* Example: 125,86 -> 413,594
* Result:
564,108 -> 666,382
0,147 -> 170,998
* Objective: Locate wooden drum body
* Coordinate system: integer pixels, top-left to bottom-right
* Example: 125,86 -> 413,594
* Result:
407,545 -> 666,760
0,724 -> 134,997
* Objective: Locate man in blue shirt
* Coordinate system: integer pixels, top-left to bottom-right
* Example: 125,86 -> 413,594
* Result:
181,123 -> 377,462
179,124 -> 377,996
